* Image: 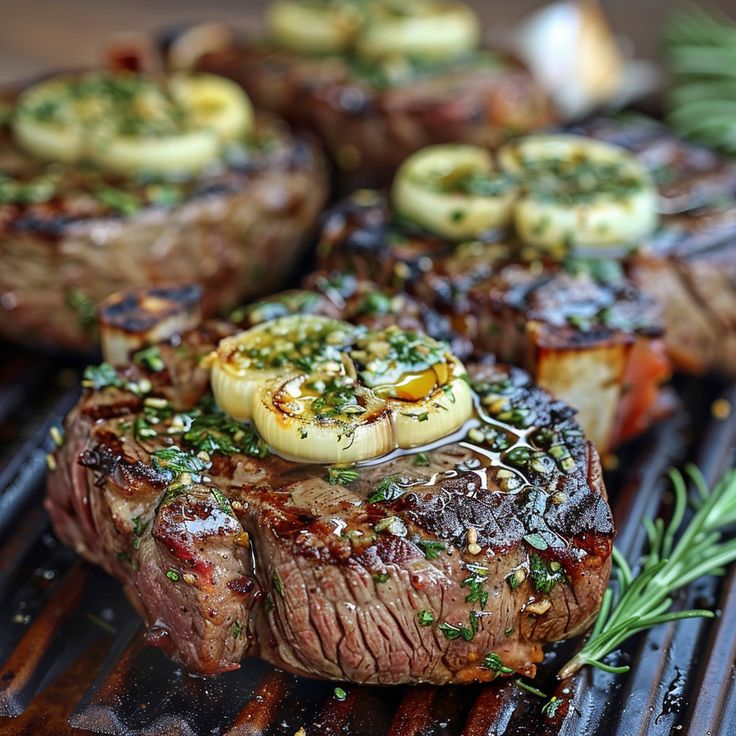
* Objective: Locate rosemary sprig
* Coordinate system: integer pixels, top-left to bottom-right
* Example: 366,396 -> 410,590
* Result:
558,464 -> 736,679
662,7 -> 736,153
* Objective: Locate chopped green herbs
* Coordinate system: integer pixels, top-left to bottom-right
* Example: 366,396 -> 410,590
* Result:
413,452 -> 430,467
438,613 -> 478,642
462,563 -> 489,609
94,186 -> 140,216
417,610 -> 435,626
150,446 -> 209,477
272,572 -> 284,598
231,621 -> 244,639
82,362 -> 122,390
373,572 -> 390,584
482,652 -> 515,676
327,466 -> 361,485
369,474 -> 403,503
166,568 -> 181,583
416,538 -> 446,560
528,554 -> 565,594
542,696 -> 562,718
134,346 -> 165,372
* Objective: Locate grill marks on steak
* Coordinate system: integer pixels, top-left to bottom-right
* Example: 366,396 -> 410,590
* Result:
0,113 -> 327,352
47,327 -> 613,684
571,117 -> 736,379
316,192 -> 670,450
197,46 -> 554,187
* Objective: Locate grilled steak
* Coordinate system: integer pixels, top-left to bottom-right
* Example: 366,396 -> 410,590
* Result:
0,112 -> 327,352
197,45 -> 553,188
573,117 -> 736,378
316,191 -> 671,451
46,289 -> 613,684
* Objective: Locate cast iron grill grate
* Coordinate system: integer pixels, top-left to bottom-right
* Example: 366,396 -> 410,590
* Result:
0,340 -> 734,736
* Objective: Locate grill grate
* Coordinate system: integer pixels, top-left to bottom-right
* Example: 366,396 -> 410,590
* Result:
0,341 -> 734,736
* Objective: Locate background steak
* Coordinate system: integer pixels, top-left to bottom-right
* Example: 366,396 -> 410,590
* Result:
0,112 -> 328,352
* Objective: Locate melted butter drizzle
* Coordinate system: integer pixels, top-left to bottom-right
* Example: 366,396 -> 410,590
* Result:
355,391 -> 541,495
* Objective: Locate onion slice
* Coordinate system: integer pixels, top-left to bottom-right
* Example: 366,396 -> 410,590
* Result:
392,144 -> 518,240
207,319 -> 474,464
498,134 -> 658,253
267,1 -> 362,54
357,1 -> 481,60
254,373 -> 394,464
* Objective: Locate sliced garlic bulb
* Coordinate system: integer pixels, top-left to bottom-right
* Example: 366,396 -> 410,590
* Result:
88,130 -> 219,175
12,75 -> 98,163
392,144 -> 518,240
267,1 -> 362,54
357,1 -> 481,60
207,318 -> 474,464
498,134 -> 658,253
169,73 -> 253,141
208,315 -> 357,421
12,71 -> 254,175
254,373 -> 394,463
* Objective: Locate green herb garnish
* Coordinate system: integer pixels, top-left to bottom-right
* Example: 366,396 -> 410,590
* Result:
327,466 -> 361,485
559,465 -> 736,678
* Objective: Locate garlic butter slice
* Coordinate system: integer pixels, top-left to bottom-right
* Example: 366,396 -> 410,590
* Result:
357,1 -> 481,60
498,134 -> 658,253
12,71 -> 254,175
392,144 -> 518,240
207,316 -> 474,463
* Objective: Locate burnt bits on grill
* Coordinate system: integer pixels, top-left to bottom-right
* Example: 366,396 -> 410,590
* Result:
316,191 -> 671,452
46,291 -> 613,684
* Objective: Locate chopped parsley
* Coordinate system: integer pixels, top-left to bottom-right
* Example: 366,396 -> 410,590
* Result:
438,613 -> 478,642
231,621 -> 244,639
417,610 -> 435,626
327,466 -> 361,485
166,568 -> 181,582
82,362 -> 122,390
416,538 -> 446,560
150,446 -> 210,478
482,652 -> 515,676
272,572 -> 284,598
369,474 -> 404,503
133,346 -> 165,372
528,554 -> 565,594
373,572 -> 390,584
462,563 -> 489,609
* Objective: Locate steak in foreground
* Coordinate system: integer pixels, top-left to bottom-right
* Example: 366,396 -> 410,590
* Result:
46,297 -> 614,684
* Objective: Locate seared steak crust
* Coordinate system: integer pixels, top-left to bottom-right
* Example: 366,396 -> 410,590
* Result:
47,318 -> 613,684
315,192 -> 670,450
197,46 -> 554,187
0,114 -> 327,352
573,117 -> 736,378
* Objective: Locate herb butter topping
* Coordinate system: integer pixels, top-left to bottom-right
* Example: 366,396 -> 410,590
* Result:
12,71 -> 254,175
207,315 -> 473,463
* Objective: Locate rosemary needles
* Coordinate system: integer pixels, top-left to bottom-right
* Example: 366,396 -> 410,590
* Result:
558,464 -> 736,679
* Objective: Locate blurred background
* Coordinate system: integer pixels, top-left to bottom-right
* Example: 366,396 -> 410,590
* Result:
1,0 -> 735,84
